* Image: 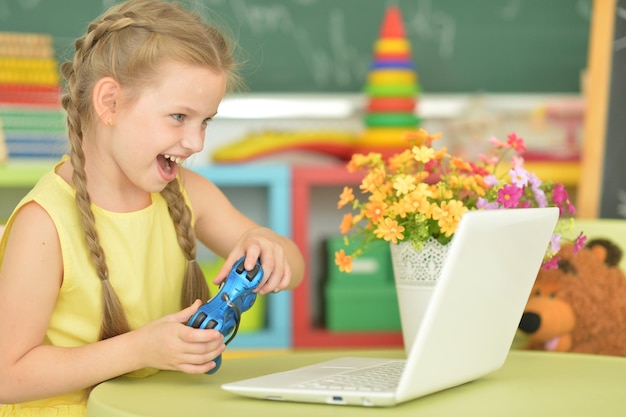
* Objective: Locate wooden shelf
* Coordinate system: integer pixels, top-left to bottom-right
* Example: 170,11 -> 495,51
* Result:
185,164 -> 293,349
291,165 -> 404,348
0,160 -> 54,187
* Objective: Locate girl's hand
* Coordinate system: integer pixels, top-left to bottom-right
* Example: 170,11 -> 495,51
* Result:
133,300 -> 225,374
184,168 -> 304,293
213,227 -> 292,295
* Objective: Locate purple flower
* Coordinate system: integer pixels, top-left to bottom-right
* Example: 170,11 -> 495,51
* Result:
532,187 -> 548,208
484,174 -> 499,187
550,233 -> 562,252
528,172 -> 542,190
509,166 -> 529,188
477,197 -> 500,210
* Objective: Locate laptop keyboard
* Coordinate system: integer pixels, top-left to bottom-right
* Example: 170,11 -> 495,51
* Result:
291,360 -> 405,392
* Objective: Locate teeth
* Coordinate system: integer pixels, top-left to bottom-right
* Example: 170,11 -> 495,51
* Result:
164,154 -> 184,164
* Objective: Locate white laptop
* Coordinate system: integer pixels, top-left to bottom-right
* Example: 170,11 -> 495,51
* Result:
222,207 -> 559,407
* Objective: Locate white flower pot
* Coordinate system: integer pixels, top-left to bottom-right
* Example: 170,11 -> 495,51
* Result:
390,238 -> 449,354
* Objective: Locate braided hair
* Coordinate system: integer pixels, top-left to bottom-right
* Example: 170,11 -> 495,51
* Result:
60,0 -> 240,341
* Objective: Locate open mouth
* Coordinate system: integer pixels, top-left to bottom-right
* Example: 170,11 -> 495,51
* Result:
157,154 -> 184,180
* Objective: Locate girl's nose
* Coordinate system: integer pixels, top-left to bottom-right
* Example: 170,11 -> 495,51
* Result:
181,130 -> 205,153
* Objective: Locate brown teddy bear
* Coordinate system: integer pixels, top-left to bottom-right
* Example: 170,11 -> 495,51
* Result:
519,239 -> 626,356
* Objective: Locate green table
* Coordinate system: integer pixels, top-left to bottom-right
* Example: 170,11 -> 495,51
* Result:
87,349 -> 626,417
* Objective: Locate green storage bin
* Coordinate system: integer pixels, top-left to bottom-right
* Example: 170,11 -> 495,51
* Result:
326,235 -> 393,285
325,283 -> 401,331
324,235 -> 400,331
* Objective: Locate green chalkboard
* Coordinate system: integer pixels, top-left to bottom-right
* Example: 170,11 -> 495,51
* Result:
0,0 -> 591,93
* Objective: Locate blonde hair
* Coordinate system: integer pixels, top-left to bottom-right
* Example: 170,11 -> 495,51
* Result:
60,0 -> 240,341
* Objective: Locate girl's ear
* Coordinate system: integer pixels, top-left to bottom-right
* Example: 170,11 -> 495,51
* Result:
93,77 -> 119,126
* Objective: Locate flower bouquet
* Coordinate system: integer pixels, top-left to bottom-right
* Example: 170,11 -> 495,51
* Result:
335,128 -> 585,273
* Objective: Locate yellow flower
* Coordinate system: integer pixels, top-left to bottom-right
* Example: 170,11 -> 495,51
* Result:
447,175 -> 462,189
466,175 -> 488,197
430,184 -> 454,200
431,200 -> 468,237
393,174 -> 416,196
412,145 -> 435,163
369,183 -> 392,202
391,184 -> 432,218
337,186 -> 355,209
374,217 -> 405,244
334,128 -> 579,273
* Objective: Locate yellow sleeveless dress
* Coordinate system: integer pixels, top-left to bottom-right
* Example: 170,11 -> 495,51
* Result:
0,160 -> 189,416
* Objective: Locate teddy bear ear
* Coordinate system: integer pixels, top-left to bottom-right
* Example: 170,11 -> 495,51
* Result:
588,245 -> 608,263
586,239 -> 623,267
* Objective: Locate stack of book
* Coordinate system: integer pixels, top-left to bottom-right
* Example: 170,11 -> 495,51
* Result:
0,32 -> 67,159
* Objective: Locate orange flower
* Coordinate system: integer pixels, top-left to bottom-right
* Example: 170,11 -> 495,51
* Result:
391,183 -> 432,218
347,153 -> 372,172
374,217 -> 405,244
360,167 -> 386,194
339,213 -> 353,234
431,200 -> 467,237
432,146 -> 448,160
337,186 -> 355,209
388,149 -> 414,171
335,128 -> 579,273
403,128 -> 442,146
335,249 -> 353,273
364,199 -> 386,224
450,156 -> 473,172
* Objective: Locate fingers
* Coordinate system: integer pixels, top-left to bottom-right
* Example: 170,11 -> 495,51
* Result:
178,360 -> 219,375
138,312 -> 226,374
231,239 -> 282,294
179,333 -> 225,356
213,228 -> 294,294
174,303 -> 226,359
243,247 -> 262,271
177,341 -> 226,375
174,325 -> 226,374
257,256 -> 291,295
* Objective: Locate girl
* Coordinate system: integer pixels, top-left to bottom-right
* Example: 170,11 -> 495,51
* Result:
0,0 -> 304,415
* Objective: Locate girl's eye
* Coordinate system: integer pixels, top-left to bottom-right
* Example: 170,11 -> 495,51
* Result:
171,114 -> 185,122
201,118 -> 212,128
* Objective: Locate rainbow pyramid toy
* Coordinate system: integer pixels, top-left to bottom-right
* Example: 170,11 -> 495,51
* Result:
356,5 -> 420,155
